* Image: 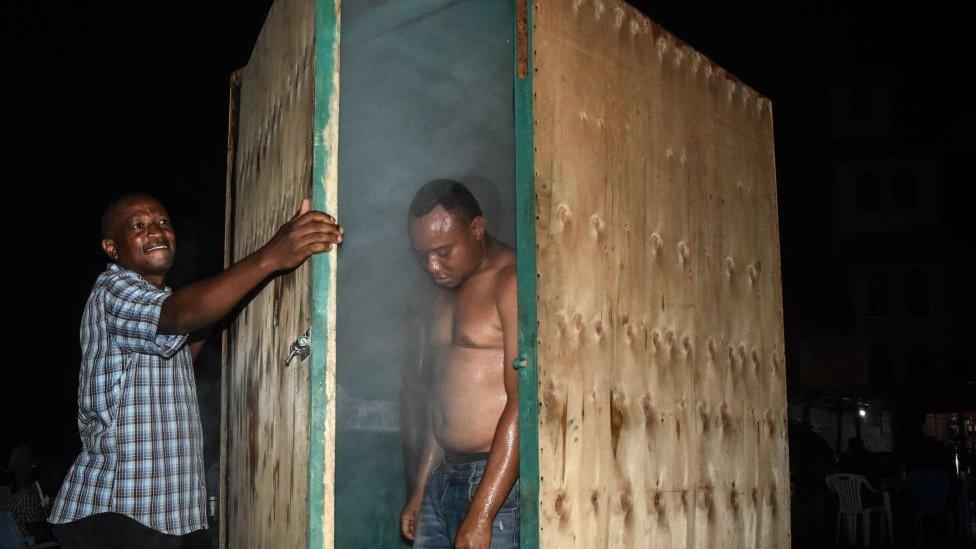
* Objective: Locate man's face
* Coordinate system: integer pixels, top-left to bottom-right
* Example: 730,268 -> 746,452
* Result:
409,206 -> 485,289
101,197 -> 176,280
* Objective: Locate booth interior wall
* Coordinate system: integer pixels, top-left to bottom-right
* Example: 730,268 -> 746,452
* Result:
335,0 -> 515,546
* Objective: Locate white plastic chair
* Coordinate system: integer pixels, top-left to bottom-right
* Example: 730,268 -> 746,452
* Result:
825,473 -> 893,546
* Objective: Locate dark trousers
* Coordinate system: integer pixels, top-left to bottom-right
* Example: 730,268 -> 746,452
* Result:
52,513 -> 208,549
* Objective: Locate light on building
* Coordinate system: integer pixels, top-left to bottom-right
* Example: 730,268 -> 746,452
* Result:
858,408 -> 867,418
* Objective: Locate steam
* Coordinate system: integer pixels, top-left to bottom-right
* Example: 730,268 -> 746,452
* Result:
332,1 -> 514,544
336,0 -> 515,417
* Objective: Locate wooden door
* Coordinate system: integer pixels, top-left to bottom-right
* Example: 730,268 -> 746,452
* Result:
221,0 -> 339,547
519,0 -> 790,547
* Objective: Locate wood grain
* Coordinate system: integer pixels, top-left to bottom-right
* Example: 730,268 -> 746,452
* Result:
532,1 -> 789,546
224,0 -> 316,546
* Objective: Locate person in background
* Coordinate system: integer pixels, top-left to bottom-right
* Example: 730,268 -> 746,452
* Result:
3,438 -> 35,493
5,459 -> 64,543
48,194 -> 342,549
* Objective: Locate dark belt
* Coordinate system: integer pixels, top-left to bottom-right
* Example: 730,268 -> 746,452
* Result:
443,451 -> 490,465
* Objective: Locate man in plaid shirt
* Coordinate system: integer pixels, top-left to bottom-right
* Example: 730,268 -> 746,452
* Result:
49,194 -> 342,548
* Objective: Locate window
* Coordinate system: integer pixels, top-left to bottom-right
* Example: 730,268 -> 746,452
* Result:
869,345 -> 892,386
856,171 -> 881,212
905,270 -> 930,316
891,169 -> 918,209
867,274 -> 890,318
945,269 -> 968,313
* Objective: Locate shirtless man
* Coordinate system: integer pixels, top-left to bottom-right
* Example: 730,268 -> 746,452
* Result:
400,180 -> 519,549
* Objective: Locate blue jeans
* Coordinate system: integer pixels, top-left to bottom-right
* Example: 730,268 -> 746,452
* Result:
414,459 -> 520,548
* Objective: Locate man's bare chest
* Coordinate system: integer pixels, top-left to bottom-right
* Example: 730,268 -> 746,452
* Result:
430,283 -> 503,350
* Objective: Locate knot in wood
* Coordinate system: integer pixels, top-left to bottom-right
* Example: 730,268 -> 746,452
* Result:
554,492 -> 567,516
653,490 -> 665,516
613,6 -> 625,28
555,312 -> 567,332
726,81 -> 738,102
556,203 -> 572,226
728,488 -> 740,512
690,52 -> 702,75
673,46 -> 685,68
642,396 -> 656,425
589,214 -> 604,235
697,402 -> 709,431
720,404 -> 732,433
573,313 -> 584,331
678,241 -> 689,263
649,233 -> 663,254
594,0 -> 606,20
655,36 -> 669,59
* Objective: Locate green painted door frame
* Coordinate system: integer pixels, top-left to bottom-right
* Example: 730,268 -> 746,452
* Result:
514,0 -> 540,548
306,1 -> 539,547
309,0 -> 339,548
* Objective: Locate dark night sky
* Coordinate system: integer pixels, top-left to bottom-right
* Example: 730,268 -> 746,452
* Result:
1,1 -> 973,459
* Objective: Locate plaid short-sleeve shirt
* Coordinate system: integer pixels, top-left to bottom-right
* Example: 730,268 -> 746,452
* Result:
49,264 -> 207,535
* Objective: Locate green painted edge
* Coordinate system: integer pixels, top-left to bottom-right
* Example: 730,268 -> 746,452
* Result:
514,1 -> 540,547
309,0 -> 339,547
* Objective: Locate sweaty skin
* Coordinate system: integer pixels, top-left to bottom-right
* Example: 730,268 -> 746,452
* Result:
401,206 -> 519,549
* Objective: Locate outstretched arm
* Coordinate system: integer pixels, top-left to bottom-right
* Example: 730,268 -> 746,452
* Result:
456,266 -> 519,549
158,198 -> 341,335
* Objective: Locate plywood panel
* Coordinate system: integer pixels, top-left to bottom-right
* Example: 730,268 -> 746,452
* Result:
219,67 -> 243,549
532,1 -> 789,547
225,0 -> 316,546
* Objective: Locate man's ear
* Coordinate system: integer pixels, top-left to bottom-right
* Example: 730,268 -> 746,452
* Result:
470,216 -> 487,241
101,238 -> 119,260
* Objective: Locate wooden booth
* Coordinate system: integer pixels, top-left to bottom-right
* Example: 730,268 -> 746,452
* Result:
220,0 -> 790,547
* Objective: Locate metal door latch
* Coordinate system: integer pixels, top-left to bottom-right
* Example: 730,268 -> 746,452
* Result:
285,329 -> 311,367
512,354 -> 528,371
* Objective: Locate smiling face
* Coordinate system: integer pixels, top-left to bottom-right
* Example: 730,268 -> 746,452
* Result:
409,205 -> 486,289
100,195 -> 175,285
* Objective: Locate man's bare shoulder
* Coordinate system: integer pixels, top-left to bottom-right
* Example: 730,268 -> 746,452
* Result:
492,261 -> 517,306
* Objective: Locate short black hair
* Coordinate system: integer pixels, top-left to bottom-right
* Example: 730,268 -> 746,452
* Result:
409,179 -> 483,222
100,193 -> 160,238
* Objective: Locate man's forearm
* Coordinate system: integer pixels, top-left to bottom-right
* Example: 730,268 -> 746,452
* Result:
158,249 -> 275,335
466,401 -> 519,524
401,377 -> 429,493
409,421 -> 443,503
